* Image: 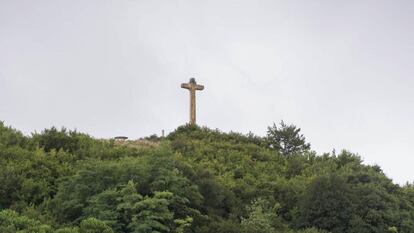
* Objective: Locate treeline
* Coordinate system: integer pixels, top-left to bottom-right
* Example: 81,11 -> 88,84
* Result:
0,121 -> 414,233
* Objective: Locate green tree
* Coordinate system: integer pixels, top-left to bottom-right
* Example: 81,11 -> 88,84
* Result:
266,121 -> 310,156
0,210 -> 52,233
32,127 -> 92,153
174,216 -> 193,233
55,227 -> 79,233
79,218 -> 114,233
83,188 -> 122,231
298,174 -> 354,233
116,180 -> 144,232
241,198 -> 286,233
128,191 -> 174,233
297,228 -> 329,233
0,121 -> 31,148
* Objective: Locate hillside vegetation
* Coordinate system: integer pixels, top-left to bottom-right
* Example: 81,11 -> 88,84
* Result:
0,121 -> 414,233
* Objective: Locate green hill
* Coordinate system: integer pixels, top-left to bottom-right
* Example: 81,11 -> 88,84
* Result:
0,121 -> 413,233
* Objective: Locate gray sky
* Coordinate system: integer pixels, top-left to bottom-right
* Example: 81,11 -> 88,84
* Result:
1,0 -> 413,184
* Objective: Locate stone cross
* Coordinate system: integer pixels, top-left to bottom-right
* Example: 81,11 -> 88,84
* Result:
181,78 -> 204,125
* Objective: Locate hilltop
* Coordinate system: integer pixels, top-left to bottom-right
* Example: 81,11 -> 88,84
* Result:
0,121 -> 413,233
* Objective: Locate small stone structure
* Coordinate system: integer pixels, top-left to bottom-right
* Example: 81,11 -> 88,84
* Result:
114,136 -> 128,142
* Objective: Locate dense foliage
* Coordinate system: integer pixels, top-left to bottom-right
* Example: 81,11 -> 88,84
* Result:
1,121 -> 414,233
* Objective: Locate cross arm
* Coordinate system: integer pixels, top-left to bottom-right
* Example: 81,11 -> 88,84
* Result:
181,83 -> 191,90
195,84 -> 204,90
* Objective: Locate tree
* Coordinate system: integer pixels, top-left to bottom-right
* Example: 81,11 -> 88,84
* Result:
174,216 -> 193,233
266,121 -> 310,156
32,127 -> 92,153
0,210 -> 52,233
116,180 -> 144,232
55,228 -> 79,233
79,218 -> 114,233
0,121 -> 31,148
83,188 -> 122,231
297,228 -> 329,233
298,174 -> 354,233
128,191 -> 174,233
241,198 -> 286,233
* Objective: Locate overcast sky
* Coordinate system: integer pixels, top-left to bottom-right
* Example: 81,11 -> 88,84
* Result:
1,0 -> 413,184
